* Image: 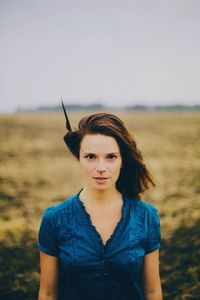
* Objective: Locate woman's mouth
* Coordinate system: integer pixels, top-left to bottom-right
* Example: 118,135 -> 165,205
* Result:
93,177 -> 109,184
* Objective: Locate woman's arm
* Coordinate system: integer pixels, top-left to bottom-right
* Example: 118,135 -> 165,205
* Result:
38,251 -> 59,300
143,249 -> 163,300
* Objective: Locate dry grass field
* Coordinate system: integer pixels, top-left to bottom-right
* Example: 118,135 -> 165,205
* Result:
0,110 -> 199,299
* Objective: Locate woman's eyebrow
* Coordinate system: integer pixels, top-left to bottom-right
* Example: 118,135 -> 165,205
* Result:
83,152 -> 120,155
106,152 -> 120,155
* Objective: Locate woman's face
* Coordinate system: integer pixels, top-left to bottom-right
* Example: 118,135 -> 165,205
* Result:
78,133 -> 123,192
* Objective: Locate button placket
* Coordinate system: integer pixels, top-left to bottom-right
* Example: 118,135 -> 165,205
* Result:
102,248 -> 108,277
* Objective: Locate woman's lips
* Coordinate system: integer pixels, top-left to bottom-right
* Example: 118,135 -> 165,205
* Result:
93,177 -> 109,184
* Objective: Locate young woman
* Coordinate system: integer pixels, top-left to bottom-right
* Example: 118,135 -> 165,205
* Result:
38,103 -> 163,300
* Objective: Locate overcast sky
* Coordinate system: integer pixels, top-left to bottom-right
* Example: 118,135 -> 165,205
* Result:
1,0 -> 200,113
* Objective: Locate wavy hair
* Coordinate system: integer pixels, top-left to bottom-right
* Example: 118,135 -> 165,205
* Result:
63,112 -> 155,199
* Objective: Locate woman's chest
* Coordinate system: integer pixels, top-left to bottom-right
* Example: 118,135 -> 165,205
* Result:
56,207 -> 147,276
89,209 -> 122,246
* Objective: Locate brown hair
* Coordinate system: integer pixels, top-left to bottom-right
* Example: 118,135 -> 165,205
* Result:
64,112 -> 155,199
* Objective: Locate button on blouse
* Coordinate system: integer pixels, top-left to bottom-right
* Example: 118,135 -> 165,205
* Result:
38,190 -> 161,300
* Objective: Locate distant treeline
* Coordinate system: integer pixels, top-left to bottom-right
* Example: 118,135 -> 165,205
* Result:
16,103 -> 200,113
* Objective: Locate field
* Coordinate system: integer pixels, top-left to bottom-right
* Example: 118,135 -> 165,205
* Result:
0,110 -> 199,299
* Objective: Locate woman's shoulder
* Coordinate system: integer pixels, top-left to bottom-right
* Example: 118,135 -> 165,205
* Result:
126,195 -> 159,213
42,192 -> 78,219
126,196 -> 161,235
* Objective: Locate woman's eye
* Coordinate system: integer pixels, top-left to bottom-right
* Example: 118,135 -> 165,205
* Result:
85,154 -> 116,160
86,154 -> 95,160
107,154 -> 116,160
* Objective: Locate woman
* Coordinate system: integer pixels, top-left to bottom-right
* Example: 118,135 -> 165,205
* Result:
38,102 -> 163,300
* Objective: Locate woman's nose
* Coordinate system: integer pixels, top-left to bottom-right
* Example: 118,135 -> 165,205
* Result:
96,160 -> 106,172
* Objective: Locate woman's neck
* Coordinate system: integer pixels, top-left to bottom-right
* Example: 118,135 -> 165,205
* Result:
79,186 -> 122,208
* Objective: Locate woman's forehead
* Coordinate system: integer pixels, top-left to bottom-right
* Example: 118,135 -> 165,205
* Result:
80,134 -> 120,153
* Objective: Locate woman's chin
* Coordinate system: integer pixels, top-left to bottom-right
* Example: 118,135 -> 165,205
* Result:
90,182 -> 114,192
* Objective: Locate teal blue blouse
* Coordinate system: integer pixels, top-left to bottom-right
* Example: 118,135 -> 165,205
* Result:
38,190 -> 161,300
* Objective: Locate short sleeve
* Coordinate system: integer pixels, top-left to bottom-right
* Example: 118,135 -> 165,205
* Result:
37,207 -> 59,257
145,206 -> 161,254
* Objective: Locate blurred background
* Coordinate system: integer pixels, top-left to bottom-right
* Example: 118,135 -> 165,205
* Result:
0,1 -> 200,299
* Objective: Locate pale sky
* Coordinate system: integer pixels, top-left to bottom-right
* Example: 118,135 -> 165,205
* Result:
1,0 -> 200,113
